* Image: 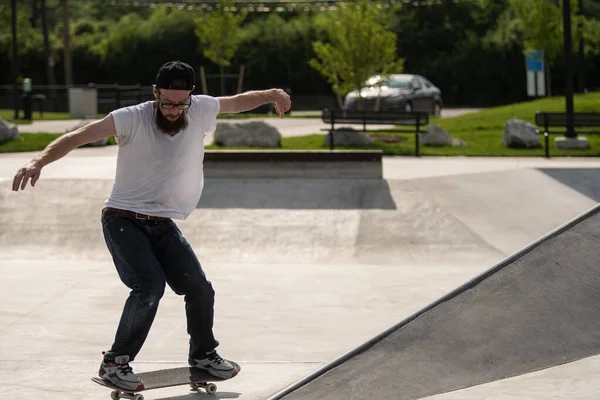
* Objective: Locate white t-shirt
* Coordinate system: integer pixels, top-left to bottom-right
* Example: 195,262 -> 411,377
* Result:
104,95 -> 220,220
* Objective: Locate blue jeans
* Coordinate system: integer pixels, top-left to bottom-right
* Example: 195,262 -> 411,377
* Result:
100,208 -> 219,362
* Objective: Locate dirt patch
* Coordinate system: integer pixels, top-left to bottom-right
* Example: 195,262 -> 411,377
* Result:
370,134 -> 407,144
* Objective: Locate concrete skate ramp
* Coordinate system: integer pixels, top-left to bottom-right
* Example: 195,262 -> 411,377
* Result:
199,178 -> 396,209
0,178 -> 501,264
539,168 -> 600,202
268,203 -> 600,400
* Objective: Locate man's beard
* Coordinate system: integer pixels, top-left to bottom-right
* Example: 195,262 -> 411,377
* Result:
155,106 -> 189,135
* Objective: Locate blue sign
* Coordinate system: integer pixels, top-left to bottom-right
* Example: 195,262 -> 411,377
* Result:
526,49 -> 544,72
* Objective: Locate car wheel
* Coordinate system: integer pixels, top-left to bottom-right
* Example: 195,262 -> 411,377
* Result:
433,102 -> 442,117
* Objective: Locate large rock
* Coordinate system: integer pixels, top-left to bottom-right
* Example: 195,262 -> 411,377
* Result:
215,121 -> 282,147
324,127 -> 373,147
0,117 -> 20,144
66,119 -> 109,146
503,118 -> 541,148
418,125 -> 467,147
419,125 -> 452,146
451,138 -> 468,147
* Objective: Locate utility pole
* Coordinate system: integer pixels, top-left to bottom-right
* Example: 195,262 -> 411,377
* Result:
11,0 -> 19,120
62,0 -> 73,87
562,0 -> 575,138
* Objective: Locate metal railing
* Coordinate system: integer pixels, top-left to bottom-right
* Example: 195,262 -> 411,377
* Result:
0,84 -> 155,118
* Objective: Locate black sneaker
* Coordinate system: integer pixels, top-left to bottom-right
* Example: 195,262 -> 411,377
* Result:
189,351 -> 238,379
98,353 -> 144,391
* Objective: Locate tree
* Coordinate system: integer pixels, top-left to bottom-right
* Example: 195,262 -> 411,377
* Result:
38,0 -> 58,109
487,0 -> 588,96
62,0 -> 73,87
236,13 -> 326,93
194,0 -> 247,96
308,0 -> 404,110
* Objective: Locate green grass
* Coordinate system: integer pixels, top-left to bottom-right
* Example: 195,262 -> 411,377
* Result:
422,92 -> 600,157
3,93 -> 600,156
208,132 -> 582,157
432,91 -> 600,134
0,133 -> 62,153
0,109 -> 318,124
0,133 -> 117,153
206,132 -> 600,157
0,109 -> 107,124
207,92 -> 600,157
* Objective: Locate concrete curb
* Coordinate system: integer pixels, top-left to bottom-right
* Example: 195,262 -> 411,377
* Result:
203,150 -> 383,179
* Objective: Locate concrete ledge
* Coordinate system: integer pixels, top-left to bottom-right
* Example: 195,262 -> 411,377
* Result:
203,150 -> 383,179
204,150 -> 382,162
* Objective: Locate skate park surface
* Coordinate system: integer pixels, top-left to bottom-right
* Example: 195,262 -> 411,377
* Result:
3,138 -> 600,399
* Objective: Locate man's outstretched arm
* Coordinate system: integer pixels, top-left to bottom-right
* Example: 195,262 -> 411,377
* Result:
12,115 -> 117,192
217,89 -> 291,118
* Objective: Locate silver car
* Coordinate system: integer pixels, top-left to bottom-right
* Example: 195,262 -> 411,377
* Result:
343,74 -> 443,116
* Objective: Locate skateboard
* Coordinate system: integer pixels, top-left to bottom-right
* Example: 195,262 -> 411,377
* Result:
92,362 -> 240,400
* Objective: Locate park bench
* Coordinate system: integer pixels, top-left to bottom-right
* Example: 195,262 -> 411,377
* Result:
321,109 -> 429,156
535,111 -> 600,158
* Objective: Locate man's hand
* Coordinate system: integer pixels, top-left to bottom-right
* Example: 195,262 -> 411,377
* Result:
271,89 -> 292,118
10,115 -> 116,193
12,162 -> 42,192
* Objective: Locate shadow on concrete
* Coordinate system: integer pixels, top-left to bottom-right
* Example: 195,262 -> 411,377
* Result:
153,391 -> 241,400
538,168 -> 600,202
267,203 -> 600,400
197,179 -> 397,210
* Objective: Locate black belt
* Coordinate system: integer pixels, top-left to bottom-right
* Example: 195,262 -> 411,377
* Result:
103,207 -> 170,222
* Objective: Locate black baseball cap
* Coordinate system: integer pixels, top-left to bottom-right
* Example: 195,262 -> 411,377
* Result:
156,61 -> 195,90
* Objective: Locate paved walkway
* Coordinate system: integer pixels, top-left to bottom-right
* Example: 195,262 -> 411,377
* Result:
2,138 -> 600,399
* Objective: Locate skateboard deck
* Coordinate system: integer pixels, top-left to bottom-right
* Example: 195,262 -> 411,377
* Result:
92,362 -> 240,400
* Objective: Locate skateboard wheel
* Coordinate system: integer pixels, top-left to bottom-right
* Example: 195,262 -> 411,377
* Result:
190,382 -> 201,390
110,390 -> 120,400
133,395 -> 144,400
206,383 -> 217,394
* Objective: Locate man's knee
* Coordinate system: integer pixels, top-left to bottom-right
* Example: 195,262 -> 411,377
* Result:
202,280 -> 215,298
133,281 -> 166,305
182,278 -> 214,301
